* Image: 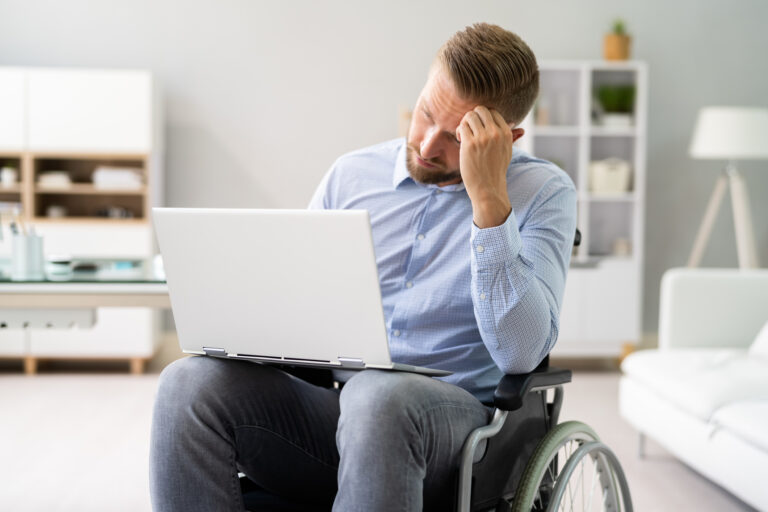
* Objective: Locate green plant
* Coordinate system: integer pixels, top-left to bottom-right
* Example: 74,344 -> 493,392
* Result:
612,19 -> 627,35
597,85 -> 635,113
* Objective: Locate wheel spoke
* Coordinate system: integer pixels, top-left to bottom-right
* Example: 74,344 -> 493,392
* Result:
565,456 -> 585,512
587,455 -> 598,510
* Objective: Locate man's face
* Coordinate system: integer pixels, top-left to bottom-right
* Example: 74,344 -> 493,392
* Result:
406,67 -> 477,186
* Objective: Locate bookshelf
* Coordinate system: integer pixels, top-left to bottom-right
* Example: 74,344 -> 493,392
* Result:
519,60 -> 648,356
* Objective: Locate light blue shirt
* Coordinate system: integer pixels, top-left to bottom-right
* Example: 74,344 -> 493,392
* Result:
309,138 -> 577,402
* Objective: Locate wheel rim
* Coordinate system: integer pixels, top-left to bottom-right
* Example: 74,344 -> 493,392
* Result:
545,441 -> 628,512
512,421 -> 631,512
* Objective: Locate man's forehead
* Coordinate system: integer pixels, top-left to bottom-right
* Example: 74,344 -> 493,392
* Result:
420,70 -> 477,124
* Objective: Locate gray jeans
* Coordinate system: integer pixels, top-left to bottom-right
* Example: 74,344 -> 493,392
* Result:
149,356 -> 491,511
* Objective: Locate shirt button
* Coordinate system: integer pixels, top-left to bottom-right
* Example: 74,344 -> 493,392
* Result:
476,245 -> 485,253
417,234 -> 425,241
480,292 -> 487,300
405,281 -> 413,289
393,330 -> 401,337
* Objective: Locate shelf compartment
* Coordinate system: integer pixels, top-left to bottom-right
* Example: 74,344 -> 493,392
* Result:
33,192 -> 145,220
532,135 -> 579,185
535,69 -> 581,127
587,201 -> 634,258
33,156 -> 146,185
591,69 -> 638,128
588,136 -> 636,195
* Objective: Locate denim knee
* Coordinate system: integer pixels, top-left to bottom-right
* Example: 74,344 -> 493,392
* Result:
157,356 -> 220,407
338,370 -> 434,435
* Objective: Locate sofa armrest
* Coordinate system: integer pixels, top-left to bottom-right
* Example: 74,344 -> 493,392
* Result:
659,268 -> 768,350
493,366 -> 572,411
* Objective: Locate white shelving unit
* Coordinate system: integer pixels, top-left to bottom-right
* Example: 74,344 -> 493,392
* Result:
519,60 -> 648,357
0,67 -> 164,373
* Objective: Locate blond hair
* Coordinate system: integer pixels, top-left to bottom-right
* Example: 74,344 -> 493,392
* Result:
437,23 -> 539,124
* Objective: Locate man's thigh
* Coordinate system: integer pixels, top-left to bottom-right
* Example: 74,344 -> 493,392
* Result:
337,370 -> 491,510
203,359 -> 342,502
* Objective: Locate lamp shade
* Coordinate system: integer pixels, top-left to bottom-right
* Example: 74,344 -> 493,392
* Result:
689,107 -> 768,160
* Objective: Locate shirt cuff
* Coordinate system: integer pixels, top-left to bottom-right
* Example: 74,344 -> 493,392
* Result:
470,210 -> 523,271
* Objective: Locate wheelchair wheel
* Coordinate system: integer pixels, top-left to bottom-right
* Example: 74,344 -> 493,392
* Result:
511,421 -> 632,512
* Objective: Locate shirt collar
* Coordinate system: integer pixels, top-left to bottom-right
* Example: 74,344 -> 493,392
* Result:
392,142 -> 412,189
392,139 -> 466,192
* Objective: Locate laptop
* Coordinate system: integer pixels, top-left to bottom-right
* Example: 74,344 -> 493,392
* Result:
153,208 -> 450,377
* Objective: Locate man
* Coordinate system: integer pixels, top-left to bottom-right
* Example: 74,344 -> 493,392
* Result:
150,23 -> 576,511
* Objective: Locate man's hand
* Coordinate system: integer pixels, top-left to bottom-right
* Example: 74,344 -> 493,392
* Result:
456,106 -> 518,229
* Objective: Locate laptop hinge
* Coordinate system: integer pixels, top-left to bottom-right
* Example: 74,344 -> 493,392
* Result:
203,347 -> 227,357
338,357 -> 365,368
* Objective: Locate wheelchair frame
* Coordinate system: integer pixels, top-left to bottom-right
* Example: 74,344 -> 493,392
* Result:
455,359 -> 632,512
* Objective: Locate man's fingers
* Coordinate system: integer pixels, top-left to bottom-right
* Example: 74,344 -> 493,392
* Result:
463,111 -> 484,137
490,109 -> 510,130
456,122 -> 467,142
474,106 -> 495,129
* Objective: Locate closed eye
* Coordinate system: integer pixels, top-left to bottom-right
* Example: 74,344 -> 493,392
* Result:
422,107 -> 460,145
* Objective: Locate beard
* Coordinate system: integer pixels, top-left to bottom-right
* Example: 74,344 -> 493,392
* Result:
405,145 -> 461,185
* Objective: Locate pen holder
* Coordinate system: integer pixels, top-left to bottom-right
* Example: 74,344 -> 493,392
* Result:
11,233 -> 45,281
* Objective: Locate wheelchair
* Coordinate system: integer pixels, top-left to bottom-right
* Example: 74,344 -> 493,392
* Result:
239,356 -> 632,512
240,229 -> 632,511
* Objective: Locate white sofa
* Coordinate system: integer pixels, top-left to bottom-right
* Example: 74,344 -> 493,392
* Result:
619,268 -> 768,511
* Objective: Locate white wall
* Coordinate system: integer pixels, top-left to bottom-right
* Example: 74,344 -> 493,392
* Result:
1,0 -> 766,335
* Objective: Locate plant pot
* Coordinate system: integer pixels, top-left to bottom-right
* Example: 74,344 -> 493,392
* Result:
603,34 -> 631,60
601,113 -> 633,127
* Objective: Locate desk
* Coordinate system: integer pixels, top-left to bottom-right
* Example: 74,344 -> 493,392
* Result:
0,257 -> 169,308
0,282 -> 169,308
0,259 -> 170,373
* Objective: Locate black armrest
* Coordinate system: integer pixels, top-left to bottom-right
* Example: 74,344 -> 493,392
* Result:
493,366 -> 572,411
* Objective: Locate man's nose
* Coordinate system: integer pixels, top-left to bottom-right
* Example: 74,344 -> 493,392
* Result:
420,128 -> 441,160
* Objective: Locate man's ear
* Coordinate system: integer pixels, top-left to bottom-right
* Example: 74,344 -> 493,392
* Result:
511,127 -> 525,143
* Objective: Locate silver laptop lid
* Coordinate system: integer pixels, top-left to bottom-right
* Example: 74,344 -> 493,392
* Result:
153,208 -> 392,367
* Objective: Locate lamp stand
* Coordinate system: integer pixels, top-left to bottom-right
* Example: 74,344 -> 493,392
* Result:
687,163 -> 759,269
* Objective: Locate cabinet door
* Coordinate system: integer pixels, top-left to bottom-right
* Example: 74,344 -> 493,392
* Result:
0,328 -> 25,356
0,68 -> 26,150
27,69 -> 152,153
29,308 -> 157,357
557,268 -> 587,344
583,259 -> 640,343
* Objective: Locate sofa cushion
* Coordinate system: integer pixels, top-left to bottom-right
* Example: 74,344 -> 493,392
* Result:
748,320 -> 768,359
621,349 -> 768,421
711,402 -> 768,454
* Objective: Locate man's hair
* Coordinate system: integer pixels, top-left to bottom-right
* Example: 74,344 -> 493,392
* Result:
437,23 -> 539,125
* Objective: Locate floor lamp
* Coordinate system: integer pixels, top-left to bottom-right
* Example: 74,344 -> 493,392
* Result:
687,107 -> 768,269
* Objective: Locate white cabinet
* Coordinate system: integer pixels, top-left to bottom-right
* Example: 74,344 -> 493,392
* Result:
27,69 -> 152,153
0,68 -> 26,150
0,67 -> 162,372
520,61 -> 647,356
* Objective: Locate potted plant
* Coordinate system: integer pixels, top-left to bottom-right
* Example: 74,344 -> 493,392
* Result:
604,19 -> 631,61
596,84 -> 635,127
